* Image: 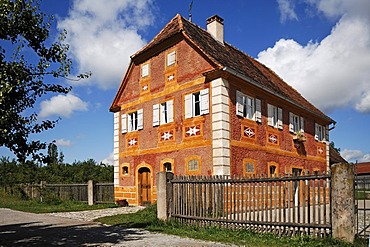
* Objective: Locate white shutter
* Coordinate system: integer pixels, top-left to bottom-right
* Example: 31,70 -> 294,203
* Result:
121,114 -> 127,134
184,93 -> 192,119
137,109 -> 143,130
167,51 -> 176,66
141,64 -> 149,77
277,108 -> 283,130
153,104 -> 160,126
289,112 -> 294,133
267,104 -> 273,126
300,116 -> 304,133
314,123 -> 319,141
236,91 -> 244,117
255,98 -> 262,123
167,100 -> 174,123
323,126 -> 326,141
200,88 -> 209,115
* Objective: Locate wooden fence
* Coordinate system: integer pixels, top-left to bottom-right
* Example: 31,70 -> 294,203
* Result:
170,173 -> 331,237
18,181 -> 114,204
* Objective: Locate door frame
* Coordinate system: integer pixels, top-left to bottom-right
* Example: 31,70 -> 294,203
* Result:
136,162 -> 153,205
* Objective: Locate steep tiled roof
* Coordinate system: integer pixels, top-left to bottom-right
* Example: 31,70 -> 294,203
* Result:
329,146 -> 348,165
355,162 -> 370,175
132,14 -> 334,123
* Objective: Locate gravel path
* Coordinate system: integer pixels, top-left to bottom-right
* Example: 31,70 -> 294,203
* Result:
0,207 -> 235,246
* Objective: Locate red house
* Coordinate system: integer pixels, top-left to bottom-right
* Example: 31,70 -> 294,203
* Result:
110,14 -> 335,206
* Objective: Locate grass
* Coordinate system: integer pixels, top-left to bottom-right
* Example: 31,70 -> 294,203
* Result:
96,205 -> 366,247
0,189 -> 118,213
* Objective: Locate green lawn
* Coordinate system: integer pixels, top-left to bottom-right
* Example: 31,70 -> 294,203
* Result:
96,204 -> 364,247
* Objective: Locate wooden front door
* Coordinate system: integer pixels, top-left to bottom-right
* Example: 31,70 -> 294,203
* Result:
138,167 -> 151,205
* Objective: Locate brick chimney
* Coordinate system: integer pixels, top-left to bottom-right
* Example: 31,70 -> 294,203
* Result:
206,15 -> 224,44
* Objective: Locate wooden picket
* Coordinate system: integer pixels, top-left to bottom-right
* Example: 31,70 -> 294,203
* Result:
170,173 -> 331,237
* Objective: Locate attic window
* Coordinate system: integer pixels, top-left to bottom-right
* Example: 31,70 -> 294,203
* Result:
141,63 -> 149,77
167,51 -> 176,66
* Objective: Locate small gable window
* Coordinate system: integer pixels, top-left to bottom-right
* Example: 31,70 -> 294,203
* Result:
120,163 -> 130,177
163,162 -> 172,172
184,89 -> 209,119
153,100 -> 174,126
167,51 -> 176,67
315,123 -> 326,141
122,166 -> 129,175
289,112 -> 304,133
236,90 -> 261,123
141,63 -> 149,77
267,104 -> 283,129
185,156 -> 201,174
121,109 -> 143,133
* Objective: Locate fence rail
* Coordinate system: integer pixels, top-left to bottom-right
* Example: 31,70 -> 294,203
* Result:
16,181 -> 114,204
170,173 -> 331,237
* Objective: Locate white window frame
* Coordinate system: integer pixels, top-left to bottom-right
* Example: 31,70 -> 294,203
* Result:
236,90 -> 262,123
184,89 -> 209,119
167,51 -> 176,67
153,100 -> 174,126
289,112 -> 304,133
315,123 -> 326,142
268,104 -> 283,129
121,109 -> 143,133
141,63 -> 149,78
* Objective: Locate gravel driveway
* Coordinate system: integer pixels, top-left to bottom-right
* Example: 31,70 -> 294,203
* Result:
0,207 -> 234,246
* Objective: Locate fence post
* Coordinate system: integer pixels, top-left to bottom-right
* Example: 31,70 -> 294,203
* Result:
331,162 -> 355,243
157,172 -> 174,221
88,180 -> 94,206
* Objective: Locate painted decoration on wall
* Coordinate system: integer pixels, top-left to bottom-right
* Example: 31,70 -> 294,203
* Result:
161,130 -> 174,141
167,74 -> 175,81
268,133 -> 278,144
185,125 -> 201,137
128,138 -> 138,146
243,126 -> 255,138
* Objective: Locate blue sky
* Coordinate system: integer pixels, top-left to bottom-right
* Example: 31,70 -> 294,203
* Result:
1,0 -> 370,164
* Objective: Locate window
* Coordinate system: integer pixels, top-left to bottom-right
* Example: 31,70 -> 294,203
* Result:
121,109 -> 143,133
268,162 -> 279,177
141,63 -> 149,77
289,112 -> 304,133
315,123 -> 326,141
268,104 -> 283,129
167,51 -> 176,67
184,89 -> 209,119
153,100 -> 174,126
243,158 -> 256,176
122,166 -> 129,175
188,159 -> 199,171
236,90 -> 261,123
120,163 -> 130,177
163,162 -> 172,172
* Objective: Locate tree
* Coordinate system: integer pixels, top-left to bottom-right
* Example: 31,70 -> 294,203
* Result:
330,141 -> 341,153
0,0 -> 89,162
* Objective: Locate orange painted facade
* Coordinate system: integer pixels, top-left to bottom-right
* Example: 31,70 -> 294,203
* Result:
110,14 -> 334,206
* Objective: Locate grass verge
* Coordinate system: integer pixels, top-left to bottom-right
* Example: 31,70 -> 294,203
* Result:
96,205 -> 365,247
0,189 -> 118,213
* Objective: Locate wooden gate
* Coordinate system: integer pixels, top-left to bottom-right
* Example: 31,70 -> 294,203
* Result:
355,175 -> 370,239
138,167 -> 151,205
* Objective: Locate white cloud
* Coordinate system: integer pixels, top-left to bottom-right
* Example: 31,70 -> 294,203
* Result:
54,139 -> 72,147
259,0 -> 370,114
341,149 -> 370,162
39,94 -> 88,118
57,0 -> 155,90
101,152 -> 114,166
277,0 -> 298,23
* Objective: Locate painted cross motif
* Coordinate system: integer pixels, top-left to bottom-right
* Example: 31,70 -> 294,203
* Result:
168,74 -> 175,81
142,85 -> 148,91
268,134 -> 278,144
244,127 -> 255,138
161,131 -> 173,141
185,125 -> 200,137
128,138 -> 138,146
318,147 -> 324,155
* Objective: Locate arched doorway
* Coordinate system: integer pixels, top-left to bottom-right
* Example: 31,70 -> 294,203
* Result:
138,167 -> 151,205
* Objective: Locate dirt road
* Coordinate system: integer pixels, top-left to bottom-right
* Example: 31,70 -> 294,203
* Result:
0,208 -> 233,246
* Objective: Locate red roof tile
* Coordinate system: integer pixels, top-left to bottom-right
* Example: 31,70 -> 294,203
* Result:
130,14 -> 334,123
